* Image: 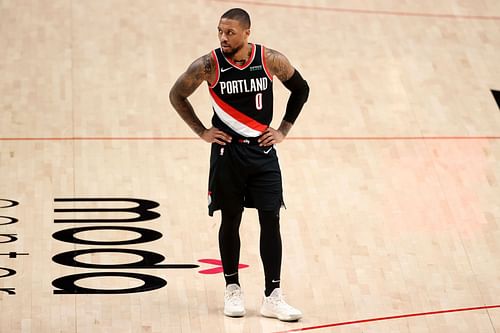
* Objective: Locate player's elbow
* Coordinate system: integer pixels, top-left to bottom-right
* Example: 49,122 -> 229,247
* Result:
169,87 -> 183,108
282,71 -> 310,124
300,79 -> 310,104
284,70 -> 309,104
290,77 -> 310,107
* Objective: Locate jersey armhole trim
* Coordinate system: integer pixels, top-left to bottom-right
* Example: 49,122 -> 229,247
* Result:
261,45 -> 273,81
208,50 -> 220,88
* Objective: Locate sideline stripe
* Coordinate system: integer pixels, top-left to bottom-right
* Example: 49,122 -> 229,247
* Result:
274,304 -> 500,332
1,136 -> 500,142
288,136 -> 500,141
210,0 -> 500,21
0,137 -> 199,141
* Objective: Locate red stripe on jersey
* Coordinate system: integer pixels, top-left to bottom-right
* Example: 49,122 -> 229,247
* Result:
209,50 -> 219,88
209,88 -> 268,133
261,45 -> 273,81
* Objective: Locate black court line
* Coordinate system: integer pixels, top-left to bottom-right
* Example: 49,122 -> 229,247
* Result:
492,90 -> 500,109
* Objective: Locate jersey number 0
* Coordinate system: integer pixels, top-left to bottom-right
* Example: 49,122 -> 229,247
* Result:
255,93 -> 263,111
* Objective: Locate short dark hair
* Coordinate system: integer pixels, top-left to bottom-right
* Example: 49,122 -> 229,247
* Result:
221,8 -> 251,29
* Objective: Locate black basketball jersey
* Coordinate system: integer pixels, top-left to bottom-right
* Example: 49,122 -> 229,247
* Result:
208,43 -> 274,138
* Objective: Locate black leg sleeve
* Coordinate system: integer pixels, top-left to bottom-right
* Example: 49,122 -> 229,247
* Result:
219,208 -> 244,286
258,209 -> 282,296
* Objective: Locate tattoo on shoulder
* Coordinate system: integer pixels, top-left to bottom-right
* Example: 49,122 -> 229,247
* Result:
265,48 -> 294,82
174,54 -> 214,97
189,55 -> 211,81
202,54 -> 213,75
194,53 -> 215,84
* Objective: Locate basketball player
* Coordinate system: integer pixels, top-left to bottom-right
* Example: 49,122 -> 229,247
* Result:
169,8 -> 309,321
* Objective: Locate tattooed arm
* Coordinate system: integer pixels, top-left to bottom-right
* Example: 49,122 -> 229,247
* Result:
258,48 -> 309,146
169,53 -> 232,145
265,48 -> 295,82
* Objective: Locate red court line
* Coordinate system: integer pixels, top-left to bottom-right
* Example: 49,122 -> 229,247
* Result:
1,136 -> 500,142
210,0 -> 500,21
0,137 -> 199,141
287,136 -> 500,141
274,304 -> 500,332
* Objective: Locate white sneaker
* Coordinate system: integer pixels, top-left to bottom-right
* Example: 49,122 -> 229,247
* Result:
260,288 -> 302,321
224,284 -> 245,317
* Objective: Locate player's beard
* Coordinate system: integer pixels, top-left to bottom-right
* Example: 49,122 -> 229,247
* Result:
221,41 -> 244,57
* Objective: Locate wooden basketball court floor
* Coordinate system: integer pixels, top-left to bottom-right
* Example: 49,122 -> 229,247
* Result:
1,0 -> 500,332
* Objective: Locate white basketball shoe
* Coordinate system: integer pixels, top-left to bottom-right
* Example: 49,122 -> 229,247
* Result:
224,284 -> 246,317
260,288 -> 302,321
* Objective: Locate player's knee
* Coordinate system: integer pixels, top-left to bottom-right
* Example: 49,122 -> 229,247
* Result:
220,206 -> 244,230
258,209 -> 280,227
221,206 -> 243,219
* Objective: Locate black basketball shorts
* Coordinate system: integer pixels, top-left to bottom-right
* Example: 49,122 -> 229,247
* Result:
208,140 -> 285,216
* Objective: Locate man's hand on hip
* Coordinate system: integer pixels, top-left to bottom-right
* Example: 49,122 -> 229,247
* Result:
258,127 -> 285,147
201,127 -> 232,145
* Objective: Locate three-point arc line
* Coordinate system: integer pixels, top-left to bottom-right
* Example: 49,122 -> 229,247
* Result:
209,0 -> 500,21
273,304 -> 500,332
